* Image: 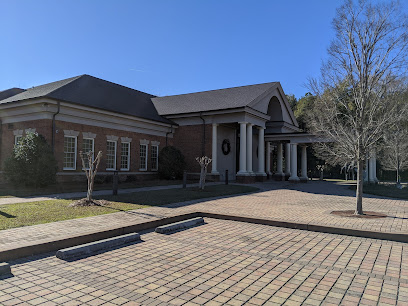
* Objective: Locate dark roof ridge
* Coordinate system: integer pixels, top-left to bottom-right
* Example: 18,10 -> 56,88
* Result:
80,74 -> 156,98
157,81 -> 278,98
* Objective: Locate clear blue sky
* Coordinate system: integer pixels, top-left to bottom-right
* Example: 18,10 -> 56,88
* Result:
0,0 -> 346,98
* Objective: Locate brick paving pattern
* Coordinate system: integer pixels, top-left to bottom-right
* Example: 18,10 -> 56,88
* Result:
1,218 -> 408,305
0,180 -> 407,253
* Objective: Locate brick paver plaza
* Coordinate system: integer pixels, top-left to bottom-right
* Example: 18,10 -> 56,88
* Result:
0,180 -> 408,305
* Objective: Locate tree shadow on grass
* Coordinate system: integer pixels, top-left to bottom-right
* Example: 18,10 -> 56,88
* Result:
0,211 -> 16,218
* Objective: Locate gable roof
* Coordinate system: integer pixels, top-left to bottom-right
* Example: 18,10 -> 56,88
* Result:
0,75 -> 173,125
0,87 -> 25,101
152,82 -> 279,115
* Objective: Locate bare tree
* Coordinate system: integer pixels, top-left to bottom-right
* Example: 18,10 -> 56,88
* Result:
380,124 -> 408,184
196,156 -> 212,190
308,0 -> 408,214
80,150 -> 102,203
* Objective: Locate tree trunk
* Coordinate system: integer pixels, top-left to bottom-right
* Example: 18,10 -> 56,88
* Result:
397,167 -> 400,184
202,169 -> 207,190
356,159 -> 364,215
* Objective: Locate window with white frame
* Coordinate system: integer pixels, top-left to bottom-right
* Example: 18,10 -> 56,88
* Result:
82,138 -> 94,169
14,135 -> 23,146
139,144 -> 148,171
120,142 -> 131,170
63,136 -> 77,170
106,140 -> 117,170
151,145 -> 159,171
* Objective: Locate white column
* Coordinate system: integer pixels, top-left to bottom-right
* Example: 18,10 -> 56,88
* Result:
266,142 -> 272,175
369,157 -> 374,183
276,143 -> 283,176
237,122 -> 247,175
289,144 -> 299,182
246,123 -> 253,174
257,127 -> 266,175
364,156 -> 369,182
285,143 -> 291,177
373,151 -> 378,183
211,123 -> 219,174
300,145 -> 308,181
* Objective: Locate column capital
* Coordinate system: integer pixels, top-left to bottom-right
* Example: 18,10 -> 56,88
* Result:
257,126 -> 266,130
212,123 -> 219,127
238,121 -> 248,125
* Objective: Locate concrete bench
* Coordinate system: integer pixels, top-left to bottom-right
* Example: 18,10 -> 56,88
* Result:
56,232 -> 141,260
0,262 -> 11,276
155,217 -> 205,234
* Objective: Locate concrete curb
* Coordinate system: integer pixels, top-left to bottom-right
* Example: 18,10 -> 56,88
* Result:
155,217 -> 204,234
2,211 -> 408,262
56,233 -> 141,260
0,212 -> 199,262
0,262 -> 11,275
200,212 -> 408,243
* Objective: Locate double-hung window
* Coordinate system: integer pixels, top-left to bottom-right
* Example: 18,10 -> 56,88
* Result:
14,135 -> 22,146
82,138 -> 94,169
151,145 -> 159,171
106,140 -> 117,170
64,136 -> 77,170
120,142 -> 131,171
139,144 -> 148,171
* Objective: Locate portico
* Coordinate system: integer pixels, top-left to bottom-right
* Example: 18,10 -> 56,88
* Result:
153,81 -> 316,183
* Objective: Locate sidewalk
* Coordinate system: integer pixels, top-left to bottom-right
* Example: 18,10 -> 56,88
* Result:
0,180 -> 407,259
0,182 -> 222,205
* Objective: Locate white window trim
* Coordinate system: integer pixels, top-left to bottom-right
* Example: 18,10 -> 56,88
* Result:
63,135 -> 77,170
151,145 -> 159,171
14,135 -> 23,146
82,138 -> 95,170
140,144 -> 148,171
120,142 -> 131,171
106,140 -> 117,171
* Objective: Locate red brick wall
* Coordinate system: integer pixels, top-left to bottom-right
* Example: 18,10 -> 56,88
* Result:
54,121 -> 168,173
0,119 -> 216,181
0,119 -> 169,176
173,124 -> 213,173
0,119 -> 52,170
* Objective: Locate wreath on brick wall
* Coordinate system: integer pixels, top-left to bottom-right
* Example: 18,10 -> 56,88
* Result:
222,139 -> 231,155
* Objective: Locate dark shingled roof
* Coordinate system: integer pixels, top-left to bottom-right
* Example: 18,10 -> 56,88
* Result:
151,82 -> 279,115
0,75 -> 173,125
0,87 -> 25,101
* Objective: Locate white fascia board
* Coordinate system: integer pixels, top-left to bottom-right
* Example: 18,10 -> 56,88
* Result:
164,107 -> 246,119
265,133 -> 328,144
0,99 -> 174,138
164,107 -> 269,127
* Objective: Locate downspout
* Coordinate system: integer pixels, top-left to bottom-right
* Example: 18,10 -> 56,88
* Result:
166,125 -> 173,147
52,101 -> 60,153
199,112 -> 205,156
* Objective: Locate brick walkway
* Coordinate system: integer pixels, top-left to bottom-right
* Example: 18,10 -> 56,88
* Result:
0,180 -> 407,253
2,218 -> 407,305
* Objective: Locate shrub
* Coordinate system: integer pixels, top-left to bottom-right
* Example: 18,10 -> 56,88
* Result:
158,146 -> 186,180
4,132 -> 58,187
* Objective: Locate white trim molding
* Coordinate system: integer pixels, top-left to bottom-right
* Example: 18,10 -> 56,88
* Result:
107,135 -> 119,141
63,135 -> 77,170
82,132 -> 96,139
151,140 -> 160,146
64,130 -> 79,137
13,129 -> 23,136
121,137 -> 132,143
140,139 -> 150,145
25,128 -> 36,134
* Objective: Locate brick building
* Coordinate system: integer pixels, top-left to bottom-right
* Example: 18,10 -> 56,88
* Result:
0,74 -> 325,184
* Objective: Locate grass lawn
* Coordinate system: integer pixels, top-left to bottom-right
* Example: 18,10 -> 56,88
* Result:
0,179 -> 187,198
0,184 -> 258,230
360,184 -> 408,200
